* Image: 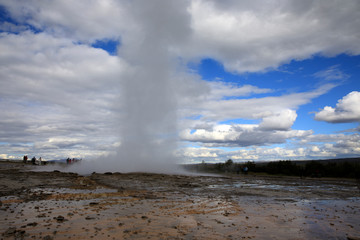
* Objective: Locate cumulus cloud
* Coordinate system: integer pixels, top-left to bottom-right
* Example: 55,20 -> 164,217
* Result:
303,133 -> 360,158
0,32 -> 127,108
315,91 -> 360,123
185,0 -> 360,73
4,0 -> 359,74
181,147 -> 219,159
0,30 -> 126,159
179,146 -> 308,163
180,124 -> 312,147
259,109 -> 297,131
199,84 -> 334,122
181,132 -> 360,163
0,0 -> 130,42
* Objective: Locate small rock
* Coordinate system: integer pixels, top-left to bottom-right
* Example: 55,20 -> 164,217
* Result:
27,222 -> 38,226
55,215 -> 65,222
215,219 -> 223,224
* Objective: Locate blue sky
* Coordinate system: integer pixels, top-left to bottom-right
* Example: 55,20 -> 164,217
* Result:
197,55 -> 360,134
0,0 -> 359,166
91,39 -> 119,56
181,53 -> 360,162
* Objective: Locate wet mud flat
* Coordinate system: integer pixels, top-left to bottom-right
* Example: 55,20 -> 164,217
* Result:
1,161 -> 360,240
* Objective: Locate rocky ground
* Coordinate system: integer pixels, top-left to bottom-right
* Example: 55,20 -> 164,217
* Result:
1,161 -> 360,240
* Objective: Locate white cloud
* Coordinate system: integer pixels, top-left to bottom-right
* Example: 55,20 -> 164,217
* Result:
179,146 -> 305,163
297,133 -> 360,158
0,31 -> 128,159
197,84 -> 334,122
314,65 -> 350,81
176,80 -> 335,152
0,32 -> 127,107
208,82 -> 271,100
180,133 -> 360,163
259,109 -> 297,131
315,91 -> 360,123
182,147 -> 219,158
181,124 -> 312,147
0,0 -> 130,42
2,0 -> 360,75
0,21 -> 28,33
186,0 -> 360,73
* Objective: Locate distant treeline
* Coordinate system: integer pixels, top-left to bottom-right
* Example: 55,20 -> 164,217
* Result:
183,158 -> 360,179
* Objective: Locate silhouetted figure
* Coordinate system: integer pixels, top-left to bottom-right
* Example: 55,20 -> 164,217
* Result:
39,157 -> 42,165
23,155 -> 28,163
31,156 -> 36,165
243,166 -> 248,175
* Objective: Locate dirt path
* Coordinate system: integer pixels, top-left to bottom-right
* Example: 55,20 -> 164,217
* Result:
1,161 -> 360,239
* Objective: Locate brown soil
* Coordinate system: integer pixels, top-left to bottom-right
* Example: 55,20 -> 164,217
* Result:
1,161 -> 360,239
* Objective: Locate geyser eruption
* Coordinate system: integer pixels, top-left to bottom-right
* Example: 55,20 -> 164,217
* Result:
118,27 -> 177,171
116,1 -> 191,173
74,0 -> 191,174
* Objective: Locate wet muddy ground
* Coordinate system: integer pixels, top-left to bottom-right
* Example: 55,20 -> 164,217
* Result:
1,161 -> 360,239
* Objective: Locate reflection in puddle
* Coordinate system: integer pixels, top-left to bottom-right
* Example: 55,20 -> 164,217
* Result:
207,177 -> 359,200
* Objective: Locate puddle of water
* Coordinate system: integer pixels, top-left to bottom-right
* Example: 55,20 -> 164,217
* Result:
207,178 -> 359,198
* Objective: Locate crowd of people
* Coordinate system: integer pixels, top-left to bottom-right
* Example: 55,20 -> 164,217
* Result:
23,155 -> 45,165
66,157 -> 81,164
22,155 -> 82,165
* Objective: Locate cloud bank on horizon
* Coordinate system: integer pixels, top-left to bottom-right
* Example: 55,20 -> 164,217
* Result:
0,0 -> 359,163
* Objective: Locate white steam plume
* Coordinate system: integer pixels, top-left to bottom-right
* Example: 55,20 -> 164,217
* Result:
72,0 -> 192,174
